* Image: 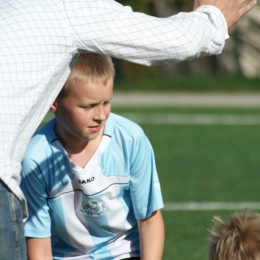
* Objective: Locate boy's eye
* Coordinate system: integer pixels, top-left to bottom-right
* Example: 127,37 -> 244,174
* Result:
79,105 -> 91,109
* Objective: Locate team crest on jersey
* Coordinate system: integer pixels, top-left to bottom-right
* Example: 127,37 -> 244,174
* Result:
80,200 -> 109,217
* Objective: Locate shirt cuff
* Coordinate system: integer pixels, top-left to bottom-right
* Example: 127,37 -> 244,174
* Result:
194,5 -> 229,39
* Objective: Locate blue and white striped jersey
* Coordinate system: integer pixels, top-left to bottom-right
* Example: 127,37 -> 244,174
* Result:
21,113 -> 164,260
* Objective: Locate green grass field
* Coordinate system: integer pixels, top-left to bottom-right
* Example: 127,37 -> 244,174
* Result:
41,104 -> 260,260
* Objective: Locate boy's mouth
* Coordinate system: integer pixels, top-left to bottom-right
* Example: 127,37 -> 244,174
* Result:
88,125 -> 101,132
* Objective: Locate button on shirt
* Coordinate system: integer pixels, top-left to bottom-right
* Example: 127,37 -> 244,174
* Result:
0,0 -> 228,217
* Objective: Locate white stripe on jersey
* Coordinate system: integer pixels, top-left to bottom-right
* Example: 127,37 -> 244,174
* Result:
104,184 -> 132,259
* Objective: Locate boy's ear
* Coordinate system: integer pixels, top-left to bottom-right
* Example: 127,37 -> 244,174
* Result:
50,99 -> 58,112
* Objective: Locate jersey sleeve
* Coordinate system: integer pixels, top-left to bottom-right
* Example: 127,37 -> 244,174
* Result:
129,129 -> 164,220
63,0 -> 228,66
20,156 -> 51,238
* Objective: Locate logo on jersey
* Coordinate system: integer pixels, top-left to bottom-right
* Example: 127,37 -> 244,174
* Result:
78,177 -> 95,184
80,200 -> 109,217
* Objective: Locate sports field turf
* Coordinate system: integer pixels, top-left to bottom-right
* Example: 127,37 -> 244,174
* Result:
41,104 -> 260,260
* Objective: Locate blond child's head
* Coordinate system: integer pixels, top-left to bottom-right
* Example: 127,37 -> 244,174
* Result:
51,53 -> 115,147
209,210 -> 260,260
59,52 -> 115,99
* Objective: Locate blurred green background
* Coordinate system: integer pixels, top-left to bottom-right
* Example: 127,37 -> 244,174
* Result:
113,106 -> 260,259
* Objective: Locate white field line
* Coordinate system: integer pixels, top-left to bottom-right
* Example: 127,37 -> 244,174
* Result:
119,113 -> 260,125
163,202 -> 260,211
112,92 -> 260,107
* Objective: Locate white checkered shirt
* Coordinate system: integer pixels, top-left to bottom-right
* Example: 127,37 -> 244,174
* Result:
0,0 -> 227,216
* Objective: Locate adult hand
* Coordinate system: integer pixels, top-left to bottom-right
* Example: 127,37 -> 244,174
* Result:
193,0 -> 257,29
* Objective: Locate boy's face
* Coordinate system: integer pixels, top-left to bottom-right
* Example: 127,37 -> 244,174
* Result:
51,77 -> 113,145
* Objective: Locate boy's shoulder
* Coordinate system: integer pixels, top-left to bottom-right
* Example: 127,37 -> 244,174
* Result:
105,113 -> 144,138
24,118 -> 57,159
32,118 -> 57,142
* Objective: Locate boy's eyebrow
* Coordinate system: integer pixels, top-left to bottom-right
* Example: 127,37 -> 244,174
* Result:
79,94 -> 113,106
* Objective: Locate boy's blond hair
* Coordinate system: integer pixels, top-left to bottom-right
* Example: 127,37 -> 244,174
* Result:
209,210 -> 260,260
59,53 -> 115,98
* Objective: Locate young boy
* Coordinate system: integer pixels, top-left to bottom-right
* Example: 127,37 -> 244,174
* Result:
208,209 -> 260,260
20,53 -> 164,260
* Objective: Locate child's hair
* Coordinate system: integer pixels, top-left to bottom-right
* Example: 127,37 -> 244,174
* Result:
209,209 -> 260,260
59,52 -> 115,98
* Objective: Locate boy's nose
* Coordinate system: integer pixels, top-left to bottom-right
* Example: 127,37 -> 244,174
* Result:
93,106 -> 106,121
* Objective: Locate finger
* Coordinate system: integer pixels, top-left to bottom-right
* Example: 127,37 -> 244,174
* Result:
238,0 -> 255,7
238,0 -> 257,17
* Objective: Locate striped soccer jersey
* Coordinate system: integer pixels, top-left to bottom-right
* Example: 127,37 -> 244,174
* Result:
21,113 -> 164,260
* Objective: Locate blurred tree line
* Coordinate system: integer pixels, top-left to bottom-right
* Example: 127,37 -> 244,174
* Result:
114,0 -> 260,81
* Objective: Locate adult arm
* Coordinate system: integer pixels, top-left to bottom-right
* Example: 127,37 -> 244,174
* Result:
138,210 -> 165,260
63,0 -> 231,66
193,0 -> 256,29
27,237 -> 52,260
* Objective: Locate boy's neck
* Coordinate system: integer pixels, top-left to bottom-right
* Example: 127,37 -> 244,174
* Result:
67,137 -> 102,168
54,125 -> 104,168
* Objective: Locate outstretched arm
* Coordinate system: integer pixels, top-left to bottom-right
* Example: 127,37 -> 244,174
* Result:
138,210 -> 165,260
193,0 -> 257,28
65,1 -> 231,66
